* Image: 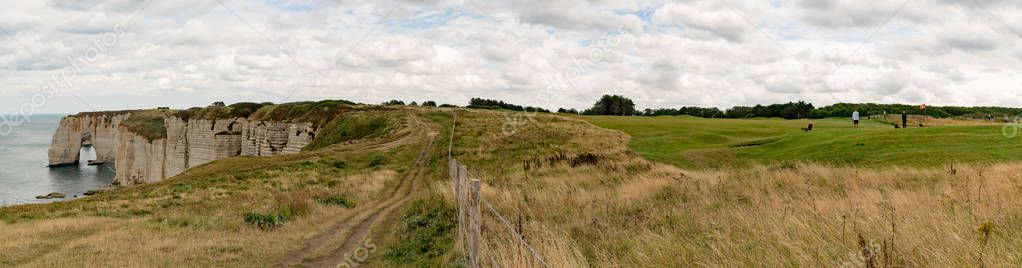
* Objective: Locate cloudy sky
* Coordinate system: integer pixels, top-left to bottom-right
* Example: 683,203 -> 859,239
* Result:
2,0 -> 1022,114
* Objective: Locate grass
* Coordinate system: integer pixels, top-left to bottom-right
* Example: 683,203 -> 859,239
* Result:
0,109 -> 426,266
120,110 -> 169,141
305,112 -> 396,151
249,100 -> 359,125
433,109 -> 1022,267
382,195 -> 457,267
316,195 -> 356,208
244,194 -> 312,230
584,115 -> 1011,168
177,102 -> 269,121
8,106 -> 1022,266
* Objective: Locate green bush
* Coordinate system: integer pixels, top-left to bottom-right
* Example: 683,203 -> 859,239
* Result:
244,195 -> 311,230
317,196 -> 356,208
383,196 -> 457,266
322,159 -> 347,170
368,155 -> 388,168
244,212 -> 286,230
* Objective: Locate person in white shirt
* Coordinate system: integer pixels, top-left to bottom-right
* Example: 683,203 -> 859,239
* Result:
852,111 -> 860,128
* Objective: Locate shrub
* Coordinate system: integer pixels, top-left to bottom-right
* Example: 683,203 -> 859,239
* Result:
570,153 -> 600,167
368,155 -> 388,168
244,194 -> 312,230
322,159 -> 347,170
383,196 -> 456,266
317,196 -> 356,208
244,212 -> 286,230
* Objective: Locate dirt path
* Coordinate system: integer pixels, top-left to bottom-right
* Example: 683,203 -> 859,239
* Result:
281,112 -> 438,267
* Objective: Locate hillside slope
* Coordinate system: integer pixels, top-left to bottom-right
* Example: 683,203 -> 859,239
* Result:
1,107 -> 454,267
6,109 -> 1022,267
439,110 -> 1022,267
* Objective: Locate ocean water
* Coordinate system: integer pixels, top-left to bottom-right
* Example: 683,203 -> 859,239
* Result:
0,114 -> 114,206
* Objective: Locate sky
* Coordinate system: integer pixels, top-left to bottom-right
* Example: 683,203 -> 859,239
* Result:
2,0 -> 1022,114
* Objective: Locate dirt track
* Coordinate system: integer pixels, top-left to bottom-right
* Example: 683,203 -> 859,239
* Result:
281,112 -> 438,267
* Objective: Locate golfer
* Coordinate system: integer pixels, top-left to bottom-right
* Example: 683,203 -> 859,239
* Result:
901,111 -> 908,128
852,111 -> 860,128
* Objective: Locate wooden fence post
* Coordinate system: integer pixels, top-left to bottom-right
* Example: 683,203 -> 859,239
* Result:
458,163 -> 469,226
470,179 -> 482,268
449,159 -> 457,182
451,159 -> 462,252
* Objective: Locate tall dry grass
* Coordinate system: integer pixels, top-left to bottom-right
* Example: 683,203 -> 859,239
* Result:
442,110 -> 1022,267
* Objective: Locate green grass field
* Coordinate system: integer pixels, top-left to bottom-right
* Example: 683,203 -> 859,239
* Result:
584,115 -> 1020,168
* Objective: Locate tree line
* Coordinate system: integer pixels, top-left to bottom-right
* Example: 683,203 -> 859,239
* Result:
560,95 -> 1022,119
380,95 -> 1022,120
466,98 -> 551,113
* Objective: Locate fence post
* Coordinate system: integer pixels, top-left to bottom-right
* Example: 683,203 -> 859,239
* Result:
469,179 -> 482,268
449,159 -> 457,182
451,159 -> 462,253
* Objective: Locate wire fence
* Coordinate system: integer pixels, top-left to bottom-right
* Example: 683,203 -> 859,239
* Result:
449,158 -> 550,268
447,111 -> 550,268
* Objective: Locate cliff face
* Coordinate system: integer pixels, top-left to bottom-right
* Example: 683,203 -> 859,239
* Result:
48,114 -> 131,166
49,114 -> 319,185
241,120 -> 318,156
114,125 -> 168,184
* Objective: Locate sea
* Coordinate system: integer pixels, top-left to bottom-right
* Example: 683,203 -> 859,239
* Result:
0,114 -> 115,206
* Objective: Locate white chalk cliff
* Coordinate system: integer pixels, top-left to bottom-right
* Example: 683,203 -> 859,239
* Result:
49,113 -> 318,185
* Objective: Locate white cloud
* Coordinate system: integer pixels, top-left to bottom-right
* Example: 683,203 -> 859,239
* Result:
1,0 -> 1022,114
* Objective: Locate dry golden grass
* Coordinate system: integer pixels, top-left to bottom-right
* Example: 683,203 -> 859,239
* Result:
441,109 -> 1022,267
0,168 -> 404,267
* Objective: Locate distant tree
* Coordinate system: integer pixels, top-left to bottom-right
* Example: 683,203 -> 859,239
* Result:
210,101 -> 226,108
557,108 -> 579,114
422,101 -> 438,107
583,95 -> 636,116
409,101 -> 418,106
439,104 -> 458,108
725,106 -> 754,118
382,100 -> 405,106
525,106 -> 551,113
467,98 -> 525,111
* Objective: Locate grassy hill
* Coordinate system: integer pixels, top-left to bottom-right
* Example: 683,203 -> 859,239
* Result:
5,108 -> 1022,267
0,107 -> 459,267
584,115 -> 1013,168
445,110 -> 1022,266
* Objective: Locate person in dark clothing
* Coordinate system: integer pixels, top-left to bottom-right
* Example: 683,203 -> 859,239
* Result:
901,111 -> 908,128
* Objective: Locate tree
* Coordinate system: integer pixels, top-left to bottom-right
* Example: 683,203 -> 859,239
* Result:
583,95 -> 636,116
422,101 -> 438,107
557,108 -> 579,114
210,101 -> 226,108
382,100 -> 405,106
